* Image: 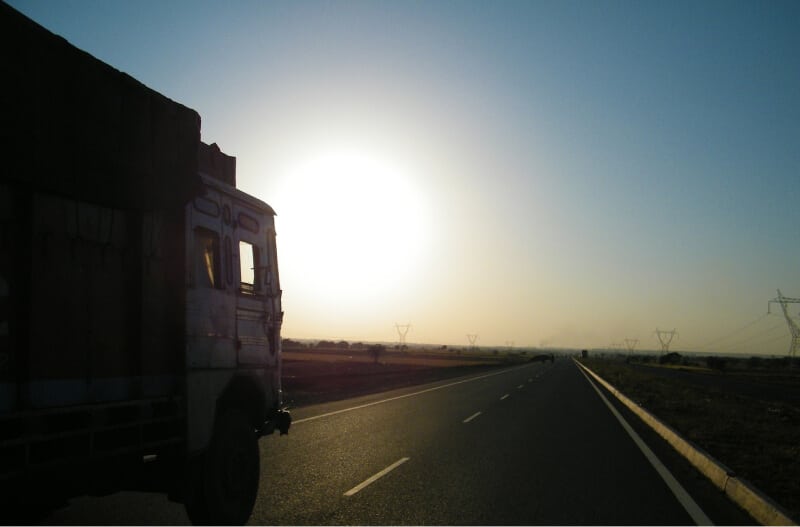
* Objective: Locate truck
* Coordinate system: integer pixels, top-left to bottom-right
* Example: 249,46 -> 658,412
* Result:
0,3 -> 290,524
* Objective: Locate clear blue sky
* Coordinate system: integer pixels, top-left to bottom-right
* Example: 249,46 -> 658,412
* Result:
9,0 -> 800,354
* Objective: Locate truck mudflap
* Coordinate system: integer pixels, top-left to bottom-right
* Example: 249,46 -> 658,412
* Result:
258,408 -> 291,437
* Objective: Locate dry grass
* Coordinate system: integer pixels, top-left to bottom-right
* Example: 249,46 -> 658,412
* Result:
281,348 -> 519,407
582,358 -> 800,521
283,348 -> 504,367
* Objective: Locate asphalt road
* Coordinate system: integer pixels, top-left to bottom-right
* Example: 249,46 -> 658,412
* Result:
42,359 -> 755,525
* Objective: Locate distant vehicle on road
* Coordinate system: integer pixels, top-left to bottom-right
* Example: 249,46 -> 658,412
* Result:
530,353 -> 555,363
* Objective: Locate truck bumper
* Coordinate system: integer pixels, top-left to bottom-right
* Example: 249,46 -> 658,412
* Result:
258,408 -> 292,437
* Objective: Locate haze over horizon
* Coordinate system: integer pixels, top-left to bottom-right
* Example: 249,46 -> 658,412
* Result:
9,0 -> 799,355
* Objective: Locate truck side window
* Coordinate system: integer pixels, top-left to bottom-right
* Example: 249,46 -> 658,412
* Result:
239,241 -> 260,294
195,227 -> 222,289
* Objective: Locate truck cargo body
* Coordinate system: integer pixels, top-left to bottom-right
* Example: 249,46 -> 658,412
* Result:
0,153 -> 285,483
0,182 -> 186,471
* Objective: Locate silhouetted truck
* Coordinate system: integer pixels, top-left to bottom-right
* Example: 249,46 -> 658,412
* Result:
0,3 -> 289,524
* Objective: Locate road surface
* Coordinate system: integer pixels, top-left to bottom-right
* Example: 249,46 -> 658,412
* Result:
42,359 -> 755,525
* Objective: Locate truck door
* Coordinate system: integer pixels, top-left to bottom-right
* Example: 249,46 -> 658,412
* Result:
186,189 -> 236,369
234,206 -> 275,369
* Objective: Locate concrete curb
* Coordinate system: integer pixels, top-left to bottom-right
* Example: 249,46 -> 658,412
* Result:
575,360 -> 796,526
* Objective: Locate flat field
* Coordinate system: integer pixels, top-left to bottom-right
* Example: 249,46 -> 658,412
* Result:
281,347 -> 520,407
582,357 -> 800,522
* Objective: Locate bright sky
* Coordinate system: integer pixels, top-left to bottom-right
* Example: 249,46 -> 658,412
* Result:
9,0 -> 799,354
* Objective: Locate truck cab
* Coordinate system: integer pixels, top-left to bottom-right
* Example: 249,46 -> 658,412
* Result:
182,144 -> 290,524
186,155 -> 285,451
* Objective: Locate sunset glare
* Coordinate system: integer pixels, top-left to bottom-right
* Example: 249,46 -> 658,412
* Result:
274,148 -> 431,311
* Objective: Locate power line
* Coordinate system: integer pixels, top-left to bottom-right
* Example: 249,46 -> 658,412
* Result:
693,313 -> 771,350
709,323 -> 786,354
726,330 -> 792,354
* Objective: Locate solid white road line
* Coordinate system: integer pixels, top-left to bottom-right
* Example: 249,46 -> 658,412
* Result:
344,457 -> 411,497
578,367 -> 713,526
463,411 -> 482,423
500,394 -> 510,400
293,364 -> 532,424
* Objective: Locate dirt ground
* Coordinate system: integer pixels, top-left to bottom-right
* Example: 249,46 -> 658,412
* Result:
281,348 -> 513,407
626,362 -> 800,404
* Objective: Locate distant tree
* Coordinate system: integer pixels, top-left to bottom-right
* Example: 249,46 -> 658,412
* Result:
747,356 -> 763,369
768,357 -> 791,369
282,338 -> 308,350
368,344 -> 385,364
706,356 -> 727,371
659,352 -> 682,365
337,340 -> 350,350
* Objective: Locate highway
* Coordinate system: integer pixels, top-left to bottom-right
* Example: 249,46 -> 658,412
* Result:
42,359 -> 755,525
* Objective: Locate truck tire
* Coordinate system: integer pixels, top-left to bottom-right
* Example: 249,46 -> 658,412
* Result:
185,409 -> 260,525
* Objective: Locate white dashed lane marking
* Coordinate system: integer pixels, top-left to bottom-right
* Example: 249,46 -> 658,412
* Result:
463,412 -> 482,424
344,457 -> 410,497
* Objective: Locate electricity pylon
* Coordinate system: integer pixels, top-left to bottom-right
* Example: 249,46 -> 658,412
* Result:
768,289 -> 800,358
654,328 -> 678,354
625,338 -> 639,354
395,323 -> 411,350
467,334 -> 478,350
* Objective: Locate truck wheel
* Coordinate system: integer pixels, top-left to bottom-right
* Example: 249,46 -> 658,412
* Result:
185,409 -> 260,525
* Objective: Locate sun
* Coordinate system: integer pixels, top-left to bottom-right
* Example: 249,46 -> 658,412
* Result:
275,148 -> 430,310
